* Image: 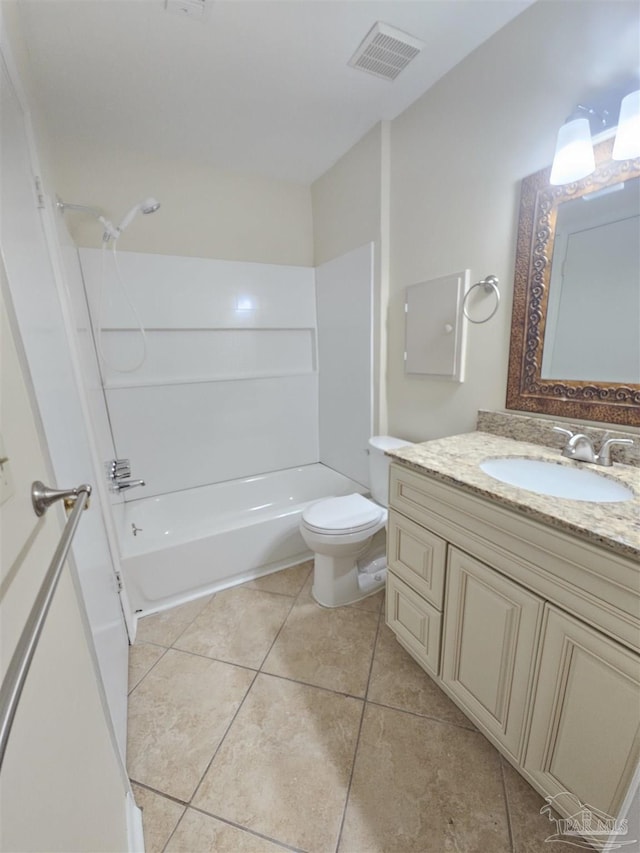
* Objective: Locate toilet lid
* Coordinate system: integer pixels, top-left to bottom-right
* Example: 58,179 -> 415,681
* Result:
302,494 -> 385,534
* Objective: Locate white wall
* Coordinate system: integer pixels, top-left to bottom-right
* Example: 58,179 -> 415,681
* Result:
79,249 -> 318,498
0,17 -> 130,752
387,0 -> 640,441
0,271 -> 131,853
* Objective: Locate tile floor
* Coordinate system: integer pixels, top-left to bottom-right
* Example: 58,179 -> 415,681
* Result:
128,561 -> 565,852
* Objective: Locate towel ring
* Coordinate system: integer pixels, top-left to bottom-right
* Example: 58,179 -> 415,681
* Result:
462,275 -> 500,324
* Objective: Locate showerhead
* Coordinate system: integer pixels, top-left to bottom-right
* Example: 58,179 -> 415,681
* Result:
117,197 -> 161,233
140,197 -> 161,215
58,194 -> 161,241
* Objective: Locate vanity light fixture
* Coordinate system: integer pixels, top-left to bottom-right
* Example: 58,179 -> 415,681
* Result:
612,89 -> 640,160
549,105 -> 604,186
551,90 -> 640,185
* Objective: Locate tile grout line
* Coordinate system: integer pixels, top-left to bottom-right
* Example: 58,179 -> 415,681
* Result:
162,568 -> 313,852
164,645 -> 261,675
134,591 -> 215,652
333,597 -> 385,853
187,667 -> 260,807
499,755 -> 516,853
256,572 -> 308,671
186,804 -> 308,853
127,644 -> 169,696
168,592 -> 220,648
130,778 -> 189,808
365,696 -> 479,732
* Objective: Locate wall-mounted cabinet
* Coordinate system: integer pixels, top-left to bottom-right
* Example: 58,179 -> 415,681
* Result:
404,270 -> 469,381
386,462 -> 640,846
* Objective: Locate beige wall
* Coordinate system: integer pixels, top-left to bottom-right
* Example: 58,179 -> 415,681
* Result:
387,0 -> 639,441
6,0 -> 312,268
312,121 -> 390,433
51,146 -> 314,266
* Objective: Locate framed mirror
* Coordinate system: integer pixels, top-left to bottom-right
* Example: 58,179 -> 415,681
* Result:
506,138 -> 640,426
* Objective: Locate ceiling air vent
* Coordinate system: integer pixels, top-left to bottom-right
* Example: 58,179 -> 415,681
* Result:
348,22 -> 423,81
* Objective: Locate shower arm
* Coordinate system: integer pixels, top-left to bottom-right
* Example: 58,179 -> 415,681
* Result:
57,196 -> 160,242
55,197 -> 103,220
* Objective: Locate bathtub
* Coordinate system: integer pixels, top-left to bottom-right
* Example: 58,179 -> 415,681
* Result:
113,463 -> 366,616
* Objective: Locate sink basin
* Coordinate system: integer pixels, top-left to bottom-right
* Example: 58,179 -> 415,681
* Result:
480,458 -> 635,502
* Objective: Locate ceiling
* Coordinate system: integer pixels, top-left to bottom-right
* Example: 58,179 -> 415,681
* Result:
17,0 -> 534,185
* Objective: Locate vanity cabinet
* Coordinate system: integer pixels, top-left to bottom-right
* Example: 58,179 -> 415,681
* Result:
524,605 -> 640,817
386,461 -> 640,825
440,548 -> 543,763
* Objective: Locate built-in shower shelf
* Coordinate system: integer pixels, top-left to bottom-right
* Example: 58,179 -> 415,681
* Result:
103,369 -> 317,390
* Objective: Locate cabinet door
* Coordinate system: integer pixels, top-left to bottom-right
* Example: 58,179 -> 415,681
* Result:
387,509 -> 446,609
386,572 -> 442,677
441,548 -> 543,761
524,606 -> 640,817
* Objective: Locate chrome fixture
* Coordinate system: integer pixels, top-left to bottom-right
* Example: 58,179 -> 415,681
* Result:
1,483 -> 91,769
31,480 -> 92,517
56,198 -> 103,220
553,427 -> 633,466
116,479 -> 146,493
595,434 -> 634,467
462,275 -> 501,324
107,458 -> 146,493
57,195 -> 161,242
550,88 -> 640,186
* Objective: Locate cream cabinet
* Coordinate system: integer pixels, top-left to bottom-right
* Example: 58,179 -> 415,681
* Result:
441,548 -> 543,763
524,606 -> 640,817
386,462 -> 640,831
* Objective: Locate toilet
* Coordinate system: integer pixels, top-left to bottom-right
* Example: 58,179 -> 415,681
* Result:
300,436 -> 413,607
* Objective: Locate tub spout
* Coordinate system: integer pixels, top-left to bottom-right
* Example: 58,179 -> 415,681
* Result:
114,478 -> 145,493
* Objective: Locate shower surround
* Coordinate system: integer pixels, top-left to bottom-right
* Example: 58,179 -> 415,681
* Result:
75,245 -> 374,613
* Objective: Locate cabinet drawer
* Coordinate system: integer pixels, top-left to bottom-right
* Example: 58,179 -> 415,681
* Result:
386,571 -> 442,677
441,548 -> 543,762
387,509 -> 446,609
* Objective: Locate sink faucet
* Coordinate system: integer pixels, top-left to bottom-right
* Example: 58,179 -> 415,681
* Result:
553,427 -> 633,466
553,427 -> 597,462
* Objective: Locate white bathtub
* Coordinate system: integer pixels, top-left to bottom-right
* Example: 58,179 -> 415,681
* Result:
113,464 -> 366,615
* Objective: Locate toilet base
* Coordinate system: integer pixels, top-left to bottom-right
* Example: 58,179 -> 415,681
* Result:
311,546 -> 386,608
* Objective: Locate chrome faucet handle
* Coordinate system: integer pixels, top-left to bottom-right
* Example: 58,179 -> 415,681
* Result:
552,426 -> 575,441
107,458 -> 131,480
596,437 -> 634,467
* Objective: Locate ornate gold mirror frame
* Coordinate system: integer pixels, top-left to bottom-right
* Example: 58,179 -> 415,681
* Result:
506,138 -> 640,426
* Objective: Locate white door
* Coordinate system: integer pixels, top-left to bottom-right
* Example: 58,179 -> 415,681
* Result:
0,32 -> 129,752
0,274 -> 135,851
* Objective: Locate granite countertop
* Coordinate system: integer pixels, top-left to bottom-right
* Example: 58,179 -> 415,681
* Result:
387,432 -> 640,561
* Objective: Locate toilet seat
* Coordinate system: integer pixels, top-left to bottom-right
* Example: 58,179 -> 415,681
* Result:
301,493 -> 385,535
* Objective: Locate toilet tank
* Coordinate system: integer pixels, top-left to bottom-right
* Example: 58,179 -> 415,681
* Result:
368,436 -> 414,506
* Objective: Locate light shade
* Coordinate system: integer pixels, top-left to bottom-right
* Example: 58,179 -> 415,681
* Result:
549,117 -> 595,185
612,89 -> 640,160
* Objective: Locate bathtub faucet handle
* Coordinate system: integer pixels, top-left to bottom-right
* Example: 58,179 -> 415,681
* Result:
106,458 -> 145,492
108,458 -> 131,480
